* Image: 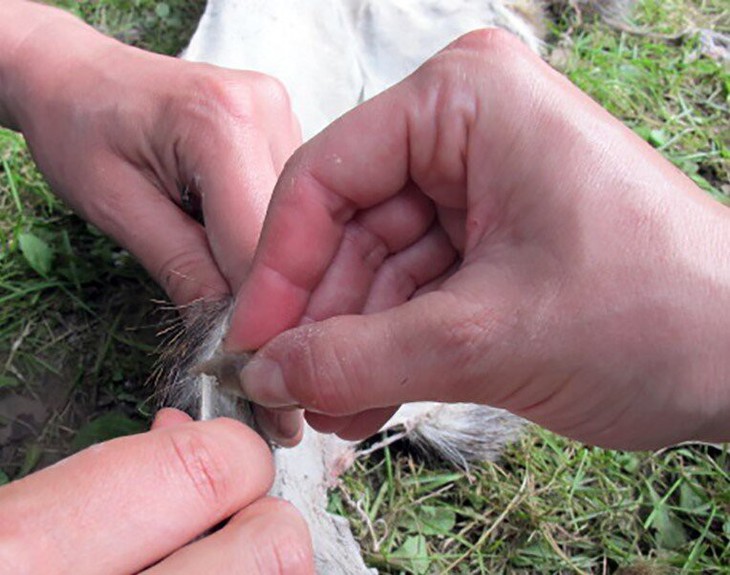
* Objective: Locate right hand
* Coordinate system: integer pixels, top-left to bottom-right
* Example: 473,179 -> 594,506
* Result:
227,30 -> 730,450
0,410 -> 314,574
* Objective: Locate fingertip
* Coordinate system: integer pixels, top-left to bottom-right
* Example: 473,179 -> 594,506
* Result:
336,407 -> 397,441
226,262 -> 311,352
231,497 -> 314,575
151,408 -> 192,430
142,496 -> 314,575
156,417 -> 276,518
254,407 -> 304,447
204,417 -> 275,472
305,412 -> 353,435
239,354 -> 298,408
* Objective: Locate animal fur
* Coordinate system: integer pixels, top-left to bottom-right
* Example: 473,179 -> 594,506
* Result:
158,2 -> 635,572
156,298 -> 524,574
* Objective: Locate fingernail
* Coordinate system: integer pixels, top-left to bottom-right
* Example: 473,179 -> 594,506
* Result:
275,411 -> 302,439
271,410 -> 304,447
240,357 -> 295,408
253,407 -> 303,447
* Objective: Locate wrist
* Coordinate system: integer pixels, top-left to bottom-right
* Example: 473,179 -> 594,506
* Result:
0,1 -> 119,132
697,206 -> 730,443
677,201 -> 730,445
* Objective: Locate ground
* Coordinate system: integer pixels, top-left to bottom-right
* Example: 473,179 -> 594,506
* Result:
0,1 -> 728,573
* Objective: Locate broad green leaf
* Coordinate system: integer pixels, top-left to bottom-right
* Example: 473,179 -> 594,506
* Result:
72,413 -> 146,452
18,443 -> 43,478
401,505 -> 456,536
648,128 -> 668,147
0,375 -> 20,389
0,470 -> 8,486
391,535 -> 430,575
18,232 -> 53,277
679,482 -> 705,512
653,505 -> 687,550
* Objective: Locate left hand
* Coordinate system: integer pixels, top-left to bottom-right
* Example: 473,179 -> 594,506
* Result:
1,1 -> 301,306
0,2 -> 304,446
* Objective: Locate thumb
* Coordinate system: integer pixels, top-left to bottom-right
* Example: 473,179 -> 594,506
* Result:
239,291 -> 504,415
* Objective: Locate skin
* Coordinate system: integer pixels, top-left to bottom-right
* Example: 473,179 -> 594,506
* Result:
0,1 -> 300,306
0,1 -> 303,444
0,2 -> 310,570
229,29 -> 730,451
0,409 -> 315,574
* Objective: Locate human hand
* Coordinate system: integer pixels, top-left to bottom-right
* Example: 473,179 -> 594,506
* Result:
0,1 -> 300,305
227,30 -> 730,450
0,409 -> 313,574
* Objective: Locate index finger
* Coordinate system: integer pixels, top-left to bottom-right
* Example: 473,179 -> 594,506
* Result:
226,78 -> 417,351
0,418 -> 273,575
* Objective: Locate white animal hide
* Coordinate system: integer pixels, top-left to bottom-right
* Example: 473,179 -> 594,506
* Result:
174,2 -> 616,572
183,0 -> 543,140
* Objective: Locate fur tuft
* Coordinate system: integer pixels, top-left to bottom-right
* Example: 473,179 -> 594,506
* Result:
546,0 -> 636,23
386,403 -> 524,469
150,298 -> 254,423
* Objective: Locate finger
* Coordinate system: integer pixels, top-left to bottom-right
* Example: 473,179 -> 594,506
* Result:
338,407 -> 398,441
195,128 -> 279,292
82,159 -> 229,306
363,223 -> 458,314
143,498 -> 314,575
304,412 -> 353,435
151,408 -> 193,430
253,406 -> 304,447
306,408 -> 397,441
250,75 -> 302,173
172,72 -> 300,294
0,418 -> 273,574
238,290 -> 507,414
226,76 -> 422,351
303,185 -> 435,321
197,73 -> 301,292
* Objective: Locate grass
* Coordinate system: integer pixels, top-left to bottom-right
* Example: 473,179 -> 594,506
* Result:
336,428 -> 729,574
0,0 -> 728,572
550,0 -> 729,202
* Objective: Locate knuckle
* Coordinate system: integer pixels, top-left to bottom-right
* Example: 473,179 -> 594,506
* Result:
422,28 -> 527,84
251,72 -> 292,112
186,67 -> 257,127
448,27 -> 523,56
186,68 -> 293,128
438,298 -> 493,362
164,426 -> 232,515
